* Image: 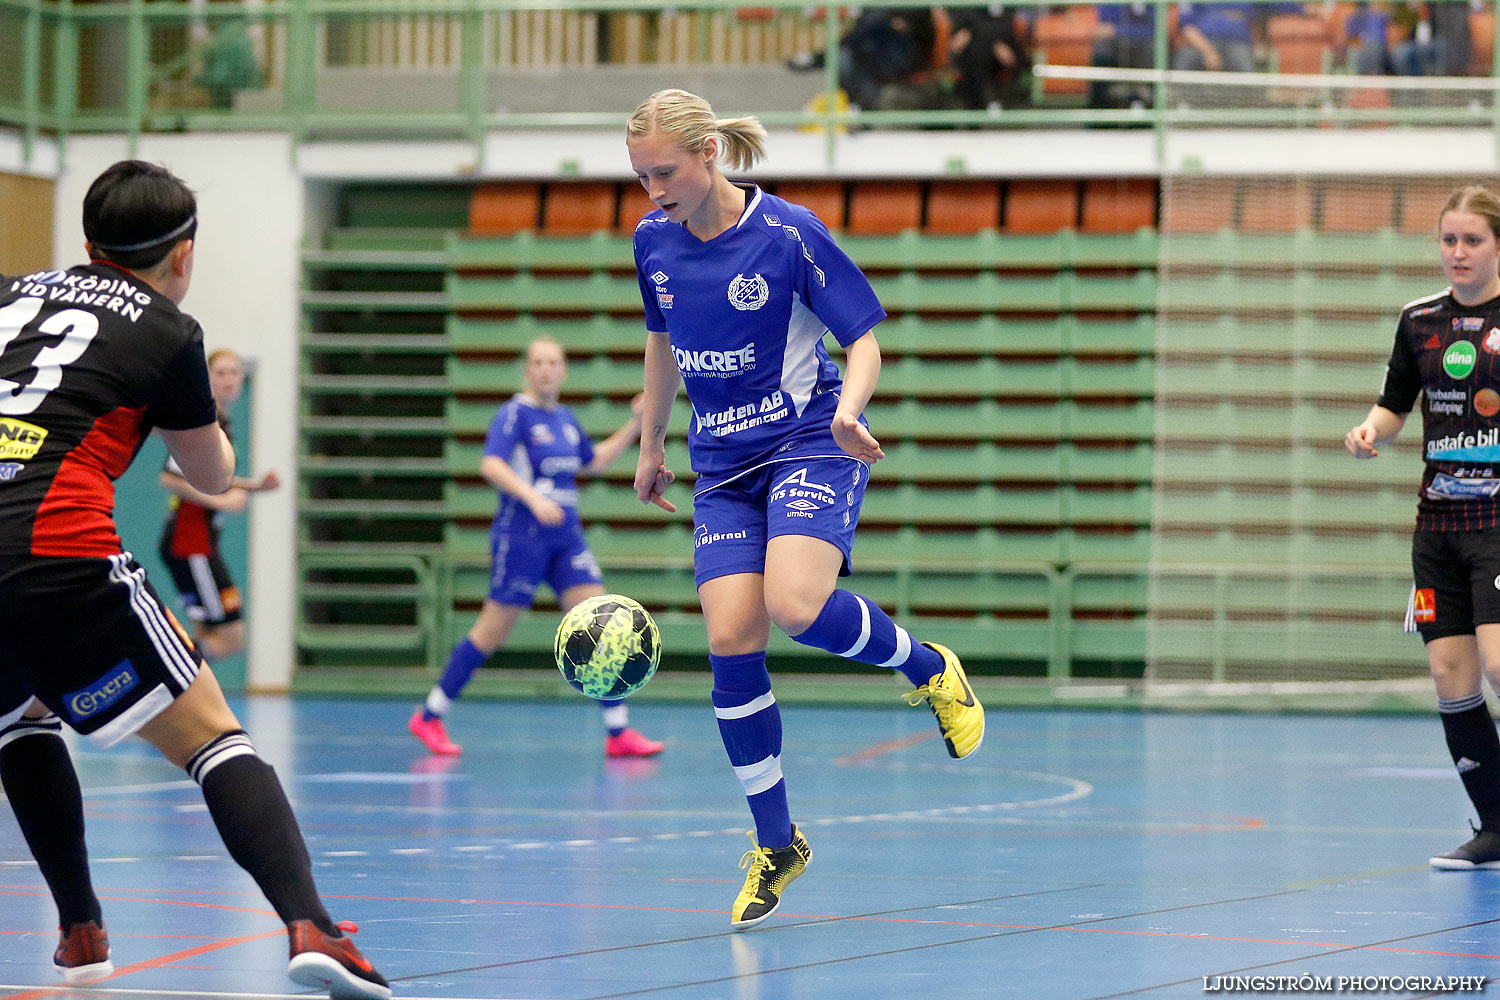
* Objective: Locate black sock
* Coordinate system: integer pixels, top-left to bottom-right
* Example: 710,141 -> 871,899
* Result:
1438,693 -> 1500,831
0,718 -> 102,927
189,730 -> 336,934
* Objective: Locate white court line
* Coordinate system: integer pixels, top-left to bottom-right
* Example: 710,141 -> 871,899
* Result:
80,780 -> 199,797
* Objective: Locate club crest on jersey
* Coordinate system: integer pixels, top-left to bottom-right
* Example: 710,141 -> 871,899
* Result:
1484,328 -> 1500,355
728,273 -> 769,311
0,418 -> 46,461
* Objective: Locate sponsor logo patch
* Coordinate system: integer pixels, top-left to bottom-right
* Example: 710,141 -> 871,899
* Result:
1413,588 -> 1436,623
0,462 -> 22,480
1444,340 -> 1478,379
65,661 -> 140,722
0,418 -> 47,460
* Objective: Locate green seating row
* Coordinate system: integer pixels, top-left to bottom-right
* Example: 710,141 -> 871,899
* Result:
447,270 -> 1158,314
1154,443 -> 1420,488
1158,272 -> 1435,315
1159,229 -> 1433,270
444,479 -> 1152,529
1151,527 -> 1412,570
1154,485 -> 1414,530
449,229 -> 1159,272
1156,316 -> 1394,355
443,438 -> 1153,485
445,354 -> 1155,401
445,396 -> 1155,444
1155,356 -> 1393,400
448,313 -> 1156,358
443,522 -> 1151,572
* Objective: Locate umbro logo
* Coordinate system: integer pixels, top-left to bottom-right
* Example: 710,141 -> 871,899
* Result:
651,270 -> 669,285
1457,756 -> 1481,773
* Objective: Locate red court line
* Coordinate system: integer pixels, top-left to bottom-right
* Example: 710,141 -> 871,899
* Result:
834,731 -> 935,764
2,927 -> 287,1000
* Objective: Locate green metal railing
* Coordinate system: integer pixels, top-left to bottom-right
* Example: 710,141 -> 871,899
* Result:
4,0 -> 1500,168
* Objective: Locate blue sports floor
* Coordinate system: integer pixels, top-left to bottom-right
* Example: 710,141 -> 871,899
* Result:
2,692 -> 1499,999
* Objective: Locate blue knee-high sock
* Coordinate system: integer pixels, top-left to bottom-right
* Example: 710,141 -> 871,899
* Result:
792,590 -> 944,687
424,637 -> 487,719
710,651 -> 792,849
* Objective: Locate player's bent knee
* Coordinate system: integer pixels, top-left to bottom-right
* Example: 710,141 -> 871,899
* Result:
764,593 -> 823,639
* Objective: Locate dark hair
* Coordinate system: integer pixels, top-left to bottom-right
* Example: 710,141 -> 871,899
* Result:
82,160 -> 197,271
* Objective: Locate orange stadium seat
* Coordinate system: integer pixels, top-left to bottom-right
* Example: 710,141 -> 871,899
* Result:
1033,8 -> 1098,96
469,183 -> 540,235
775,181 -> 846,229
847,181 -> 922,235
1267,13 -> 1330,74
925,180 -> 1001,234
1472,7 -> 1496,75
616,183 -> 656,234
1080,178 -> 1156,233
541,182 -> 617,235
1320,180 -> 1393,233
1160,179 -> 1235,234
1238,179 -> 1314,233
1003,179 -> 1077,233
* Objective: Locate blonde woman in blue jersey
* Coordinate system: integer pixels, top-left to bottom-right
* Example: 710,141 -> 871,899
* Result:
409,337 -> 663,758
627,88 -> 986,930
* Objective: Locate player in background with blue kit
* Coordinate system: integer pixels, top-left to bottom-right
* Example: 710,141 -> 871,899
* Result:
626,88 -> 985,930
409,337 -> 664,758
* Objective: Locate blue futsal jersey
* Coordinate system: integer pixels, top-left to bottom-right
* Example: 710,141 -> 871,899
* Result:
483,394 -> 595,533
633,185 -> 887,494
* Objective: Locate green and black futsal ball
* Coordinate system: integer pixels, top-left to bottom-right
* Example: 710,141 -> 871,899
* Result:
554,594 -> 661,699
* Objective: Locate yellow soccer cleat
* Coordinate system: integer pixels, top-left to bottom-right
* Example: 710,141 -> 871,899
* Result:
730,825 -> 811,930
904,642 -> 985,759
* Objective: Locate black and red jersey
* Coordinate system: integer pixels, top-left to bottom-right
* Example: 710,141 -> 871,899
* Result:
1379,286 -> 1500,530
0,263 -> 216,558
161,413 -> 230,558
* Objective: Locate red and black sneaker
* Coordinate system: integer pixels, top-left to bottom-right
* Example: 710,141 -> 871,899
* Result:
53,919 -> 112,983
287,919 -> 391,1000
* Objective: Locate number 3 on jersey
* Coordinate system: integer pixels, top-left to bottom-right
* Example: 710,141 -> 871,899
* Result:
0,297 -> 101,416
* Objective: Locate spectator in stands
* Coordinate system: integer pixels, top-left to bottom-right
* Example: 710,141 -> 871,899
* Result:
1391,0 -> 1471,76
790,6 -> 938,111
1341,2 -> 1395,75
1090,1 -> 1158,109
627,88 -> 985,932
1173,2 -> 1258,72
1344,184 -> 1500,872
946,6 -> 1031,111
408,338 -> 663,759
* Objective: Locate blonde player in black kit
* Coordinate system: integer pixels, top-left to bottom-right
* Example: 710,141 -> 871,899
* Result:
1347,183 -> 1500,870
0,161 -> 389,998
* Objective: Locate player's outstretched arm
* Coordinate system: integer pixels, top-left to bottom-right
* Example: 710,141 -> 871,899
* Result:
635,331 -> 679,513
1344,404 -> 1406,459
160,422 -> 235,495
584,394 -> 645,475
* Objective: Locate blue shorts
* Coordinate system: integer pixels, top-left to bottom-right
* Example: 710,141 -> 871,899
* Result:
490,522 -> 603,606
691,456 -> 868,587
